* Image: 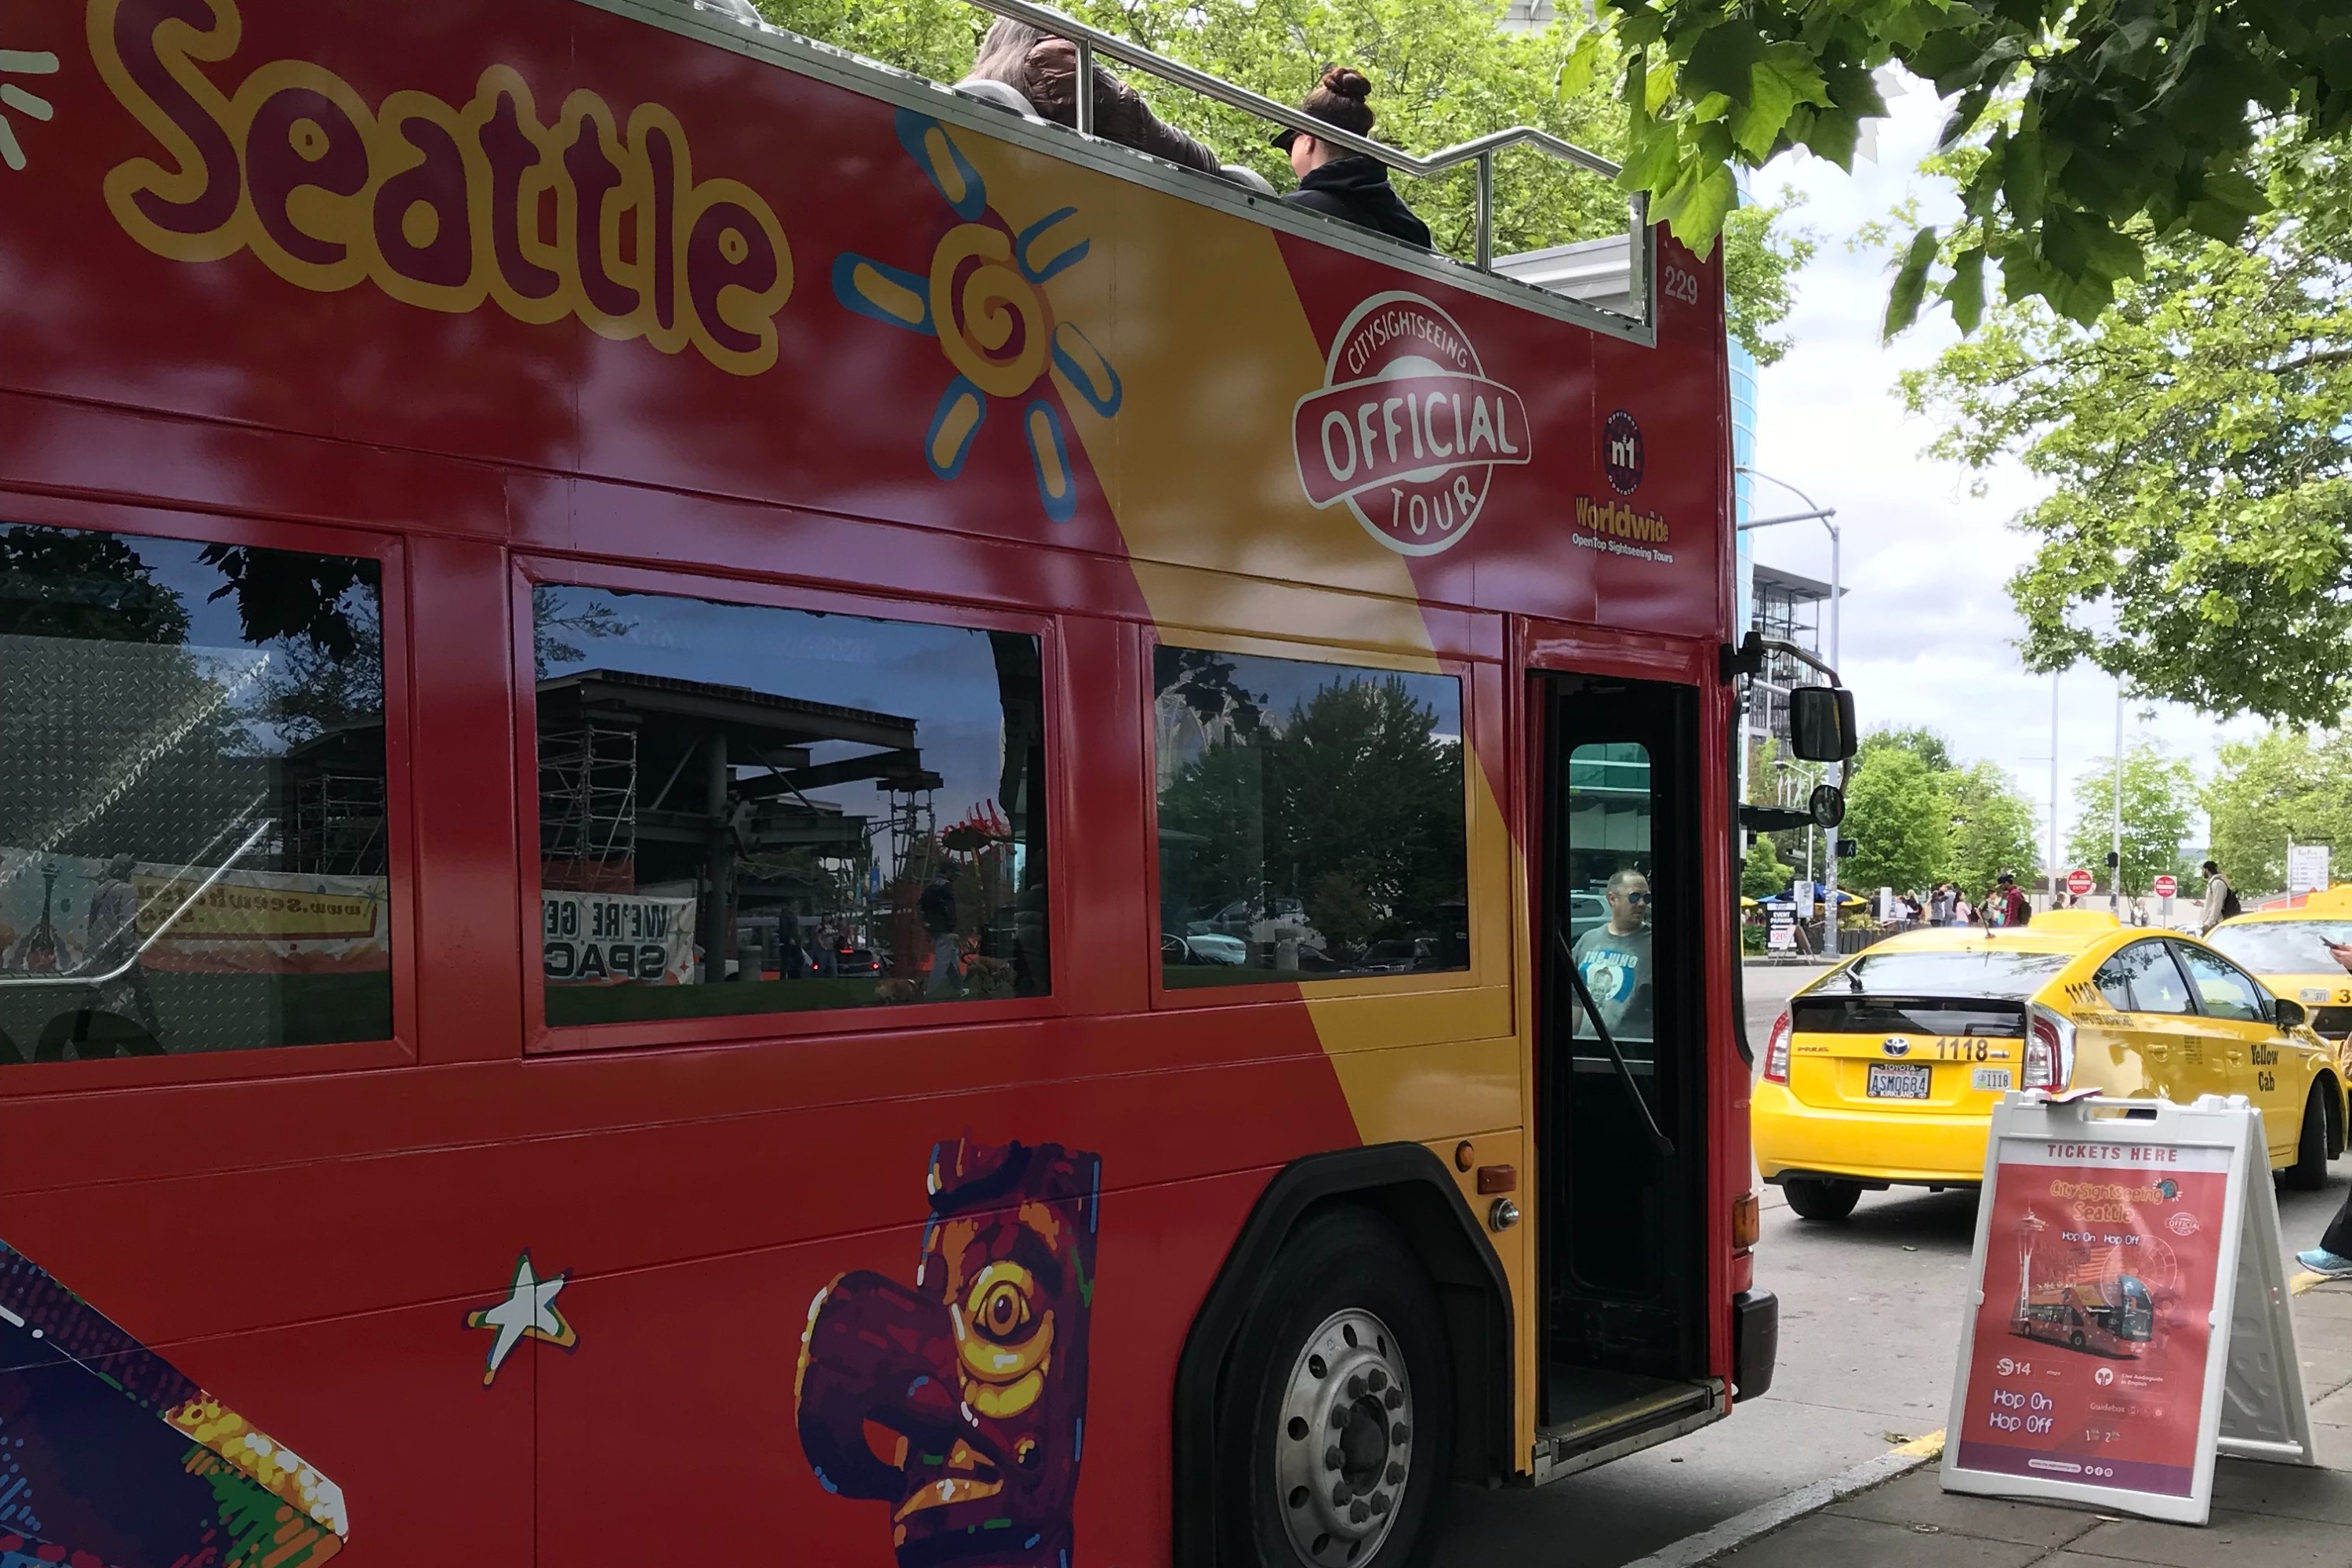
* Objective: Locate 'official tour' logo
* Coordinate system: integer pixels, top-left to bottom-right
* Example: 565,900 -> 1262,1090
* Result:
1292,292 -> 1530,557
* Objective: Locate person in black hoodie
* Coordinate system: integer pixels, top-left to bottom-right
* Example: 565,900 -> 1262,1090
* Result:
1272,67 -> 1433,249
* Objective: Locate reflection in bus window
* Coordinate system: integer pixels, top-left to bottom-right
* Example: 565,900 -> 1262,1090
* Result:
1152,644 -> 1467,987
531,586 -> 1049,1027
1566,743 -> 1653,1048
0,524 -> 390,1064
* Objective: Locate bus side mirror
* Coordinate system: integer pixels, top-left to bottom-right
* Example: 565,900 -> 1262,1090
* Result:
1809,784 -> 1845,829
1788,686 -> 1857,763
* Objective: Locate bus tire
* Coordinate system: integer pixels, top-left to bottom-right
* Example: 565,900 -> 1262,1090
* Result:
1218,1204 -> 1452,1568
1781,1178 -> 1861,1222
2069,1329 -> 2085,1350
2285,1087 -> 2330,1192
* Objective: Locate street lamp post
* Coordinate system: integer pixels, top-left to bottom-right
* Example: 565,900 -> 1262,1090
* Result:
1738,466 -> 1842,949
2111,675 -> 2126,917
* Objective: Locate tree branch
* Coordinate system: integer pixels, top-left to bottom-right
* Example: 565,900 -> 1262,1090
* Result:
2272,346 -> 2352,375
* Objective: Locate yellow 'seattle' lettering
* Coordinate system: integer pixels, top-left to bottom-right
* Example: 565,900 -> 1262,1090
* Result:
92,0 -> 793,376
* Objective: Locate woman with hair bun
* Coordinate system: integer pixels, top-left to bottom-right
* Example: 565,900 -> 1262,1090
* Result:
1271,67 -> 1433,249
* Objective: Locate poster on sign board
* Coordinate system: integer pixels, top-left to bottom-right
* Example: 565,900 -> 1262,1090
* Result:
2288,845 -> 2330,895
0,847 -> 388,977
542,891 -> 697,985
1943,1093 -> 2312,1524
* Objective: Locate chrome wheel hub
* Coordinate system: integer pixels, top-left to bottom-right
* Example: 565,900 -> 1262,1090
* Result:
1275,1308 -> 1412,1566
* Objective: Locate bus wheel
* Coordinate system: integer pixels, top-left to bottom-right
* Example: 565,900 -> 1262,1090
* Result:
2069,1330 -> 2085,1350
1218,1206 -> 1452,1568
1781,1178 -> 1860,1222
2285,1087 -> 2330,1192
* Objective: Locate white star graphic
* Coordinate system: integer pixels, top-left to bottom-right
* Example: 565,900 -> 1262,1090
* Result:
465,1251 -> 578,1387
0,51 -> 58,174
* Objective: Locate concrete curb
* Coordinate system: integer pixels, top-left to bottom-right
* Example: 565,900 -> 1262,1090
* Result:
1614,1432 -> 1947,1568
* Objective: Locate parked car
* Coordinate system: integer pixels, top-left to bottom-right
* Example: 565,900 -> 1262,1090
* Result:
1568,891 -> 1607,942
1357,938 -> 1424,974
2206,884 -> 2352,1044
1753,909 -> 2347,1221
1163,931 -> 1247,966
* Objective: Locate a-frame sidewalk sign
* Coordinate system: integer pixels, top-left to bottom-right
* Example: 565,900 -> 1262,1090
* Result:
1941,1091 -> 2316,1525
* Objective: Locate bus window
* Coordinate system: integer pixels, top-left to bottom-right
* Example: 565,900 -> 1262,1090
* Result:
1151,643 -> 1468,987
0,524 -> 391,1063
530,584 -> 1050,1026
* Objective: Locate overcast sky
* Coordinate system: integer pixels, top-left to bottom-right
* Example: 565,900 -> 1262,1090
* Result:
1743,79 -> 2265,865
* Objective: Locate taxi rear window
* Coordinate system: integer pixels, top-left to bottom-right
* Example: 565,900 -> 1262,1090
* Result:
1791,997 -> 2026,1038
1791,949 -> 2067,1033
1833,949 -> 2072,999
2206,921 -> 2352,976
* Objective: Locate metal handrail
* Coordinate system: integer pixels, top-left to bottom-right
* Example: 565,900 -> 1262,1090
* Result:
966,0 -> 1631,274
967,0 -> 1621,181
691,0 -> 1648,299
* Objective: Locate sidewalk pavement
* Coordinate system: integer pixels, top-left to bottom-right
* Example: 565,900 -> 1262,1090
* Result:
1708,1279 -> 2352,1567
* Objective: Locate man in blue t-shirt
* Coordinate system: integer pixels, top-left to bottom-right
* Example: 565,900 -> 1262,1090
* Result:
1572,868 -> 1653,1040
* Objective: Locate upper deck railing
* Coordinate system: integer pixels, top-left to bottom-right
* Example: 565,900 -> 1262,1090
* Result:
681,0 -> 1650,327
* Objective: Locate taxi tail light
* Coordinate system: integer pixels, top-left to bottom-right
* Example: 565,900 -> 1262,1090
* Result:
2024,1004 -> 2076,1091
1762,1009 -> 1792,1084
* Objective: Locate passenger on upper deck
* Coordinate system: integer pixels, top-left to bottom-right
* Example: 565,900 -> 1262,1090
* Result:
1272,67 -> 1433,249
965,20 -> 1223,175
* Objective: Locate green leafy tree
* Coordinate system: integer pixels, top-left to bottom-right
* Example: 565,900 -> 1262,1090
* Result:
757,0 -> 982,81
1599,0 -> 2350,328
1157,673 -> 1465,955
1946,760 -> 2042,900
760,0 -> 1815,364
2065,743 -> 2196,898
2202,731 -> 2352,896
1857,725 -> 1955,776
1741,829 -> 1792,899
1838,745 -> 1949,896
0,526 -> 190,644
1904,137 -> 2352,723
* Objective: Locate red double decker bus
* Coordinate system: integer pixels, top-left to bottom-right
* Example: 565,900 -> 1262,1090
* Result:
0,1 -> 1818,1562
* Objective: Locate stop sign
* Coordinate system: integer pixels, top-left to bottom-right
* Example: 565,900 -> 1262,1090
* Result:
2067,868 -> 2096,897
2153,874 -> 2179,898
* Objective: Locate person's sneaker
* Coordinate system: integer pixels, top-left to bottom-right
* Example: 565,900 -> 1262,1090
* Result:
2296,1248 -> 2352,1279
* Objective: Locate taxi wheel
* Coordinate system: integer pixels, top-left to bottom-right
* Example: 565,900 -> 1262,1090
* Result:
2284,1088 -> 2330,1192
1781,1178 -> 1861,1222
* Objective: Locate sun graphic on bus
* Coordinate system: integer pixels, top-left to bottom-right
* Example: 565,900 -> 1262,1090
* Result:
0,49 -> 60,172
831,111 -> 1122,522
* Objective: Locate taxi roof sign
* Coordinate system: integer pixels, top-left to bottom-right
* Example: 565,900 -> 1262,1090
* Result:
2027,909 -> 2121,934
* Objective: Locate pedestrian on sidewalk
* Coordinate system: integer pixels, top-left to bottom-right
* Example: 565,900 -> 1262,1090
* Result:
2299,1194 -> 2352,1279
1985,871 -> 2030,929
2200,858 -> 2240,934
2299,939 -> 2352,1279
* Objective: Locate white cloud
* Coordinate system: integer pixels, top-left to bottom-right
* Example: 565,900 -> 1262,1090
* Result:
1744,81 -> 2263,858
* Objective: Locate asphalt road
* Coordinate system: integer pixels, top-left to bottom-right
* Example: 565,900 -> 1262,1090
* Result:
1434,961 -> 2352,1567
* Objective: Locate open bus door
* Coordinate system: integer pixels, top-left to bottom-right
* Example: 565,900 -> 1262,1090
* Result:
1532,668 -> 1718,1477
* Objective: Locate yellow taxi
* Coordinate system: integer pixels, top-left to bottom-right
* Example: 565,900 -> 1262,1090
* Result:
1753,909 -> 2346,1221
2206,884 -> 2352,1050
